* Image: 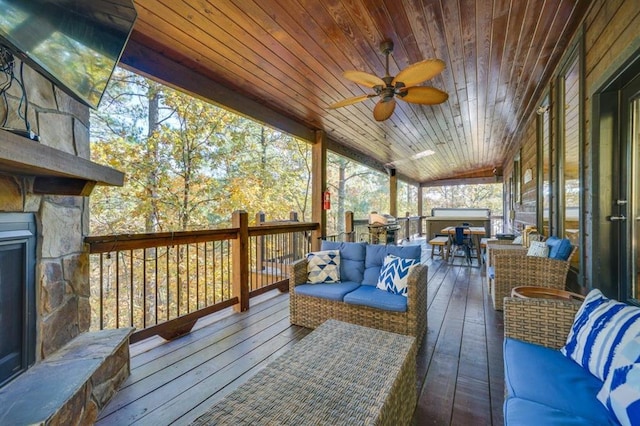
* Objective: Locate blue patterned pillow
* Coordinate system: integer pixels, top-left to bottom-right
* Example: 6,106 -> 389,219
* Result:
306,250 -> 340,284
561,289 -> 640,381
526,241 -> 548,257
376,255 -> 419,296
597,336 -> 640,426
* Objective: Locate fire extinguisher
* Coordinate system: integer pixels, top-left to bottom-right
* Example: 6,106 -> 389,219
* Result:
323,191 -> 331,210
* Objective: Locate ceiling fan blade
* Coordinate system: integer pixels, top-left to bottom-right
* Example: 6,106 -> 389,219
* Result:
399,86 -> 449,105
392,59 -> 446,87
329,94 -> 375,109
343,70 -> 385,88
373,98 -> 396,121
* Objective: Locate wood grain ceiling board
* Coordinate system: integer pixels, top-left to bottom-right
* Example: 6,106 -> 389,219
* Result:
128,0 -> 590,184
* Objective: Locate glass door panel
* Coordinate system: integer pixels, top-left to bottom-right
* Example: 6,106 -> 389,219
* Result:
631,98 -> 640,302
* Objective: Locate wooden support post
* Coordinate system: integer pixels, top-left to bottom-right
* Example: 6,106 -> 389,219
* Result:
256,212 -> 265,271
232,210 -> 250,312
290,211 -> 299,259
311,130 -> 327,251
345,211 -> 354,242
417,186 -> 424,236
405,212 -> 410,241
389,168 -> 397,217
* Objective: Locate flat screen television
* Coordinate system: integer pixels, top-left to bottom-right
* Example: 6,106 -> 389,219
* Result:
0,0 -> 137,109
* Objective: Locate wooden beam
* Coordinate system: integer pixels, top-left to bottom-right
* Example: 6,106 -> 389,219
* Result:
326,138 -> 419,186
421,176 -> 503,187
120,37 -> 315,144
0,129 -> 124,194
32,177 -> 96,196
311,130 -> 327,250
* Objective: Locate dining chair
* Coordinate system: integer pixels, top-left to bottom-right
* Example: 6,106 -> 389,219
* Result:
450,226 -> 472,264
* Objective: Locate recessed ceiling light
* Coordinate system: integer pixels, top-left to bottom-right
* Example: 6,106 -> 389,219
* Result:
410,150 -> 435,159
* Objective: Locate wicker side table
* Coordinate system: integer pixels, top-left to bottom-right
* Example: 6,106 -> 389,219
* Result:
191,319 -> 417,426
511,286 -> 585,302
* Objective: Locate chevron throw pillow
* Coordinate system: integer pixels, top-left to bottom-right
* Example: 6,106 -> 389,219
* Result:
307,250 -> 340,283
376,254 -> 419,297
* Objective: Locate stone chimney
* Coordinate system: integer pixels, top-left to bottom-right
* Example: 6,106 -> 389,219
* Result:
0,59 -> 91,360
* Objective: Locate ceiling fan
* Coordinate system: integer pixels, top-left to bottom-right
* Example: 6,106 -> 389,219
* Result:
329,40 -> 448,121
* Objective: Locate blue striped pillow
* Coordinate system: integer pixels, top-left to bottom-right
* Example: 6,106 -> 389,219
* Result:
597,336 -> 640,426
561,289 -> 640,381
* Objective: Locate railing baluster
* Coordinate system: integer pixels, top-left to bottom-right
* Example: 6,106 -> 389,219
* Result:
99,254 -> 104,330
143,248 -> 147,329
166,245 -> 170,321
115,251 -> 120,328
129,249 -> 134,327
176,244 -> 180,318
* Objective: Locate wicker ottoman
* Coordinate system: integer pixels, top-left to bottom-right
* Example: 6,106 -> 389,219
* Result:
191,319 -> 417,425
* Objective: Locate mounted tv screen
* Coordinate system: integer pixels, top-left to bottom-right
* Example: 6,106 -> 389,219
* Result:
0,0 -> 137,109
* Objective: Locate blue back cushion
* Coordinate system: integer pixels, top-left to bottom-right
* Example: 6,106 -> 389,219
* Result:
320,241 -> 366,283
546,236 -> 573,260
362,244 -> 422,285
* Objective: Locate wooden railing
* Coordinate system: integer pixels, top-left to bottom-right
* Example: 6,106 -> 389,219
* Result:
396,215 -> 424,241
326,212 -> 426,244
85,211 -> 318,343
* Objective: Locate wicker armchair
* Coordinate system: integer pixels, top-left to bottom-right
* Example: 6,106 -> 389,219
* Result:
503,297 -> 582,349
289,259 -> 428,347
491,246 -> 578,310
484,240 -> 526,290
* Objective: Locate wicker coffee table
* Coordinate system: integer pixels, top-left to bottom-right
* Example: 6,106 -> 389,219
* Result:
190,319 -> 417,426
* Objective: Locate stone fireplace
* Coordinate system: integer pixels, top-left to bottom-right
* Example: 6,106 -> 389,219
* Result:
0,60 -> 93,365
0,59 -> 131,423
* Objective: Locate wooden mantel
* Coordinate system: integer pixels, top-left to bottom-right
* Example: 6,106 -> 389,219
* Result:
0,130 -> 124,196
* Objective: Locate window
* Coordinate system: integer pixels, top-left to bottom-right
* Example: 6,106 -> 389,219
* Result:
560,53 -> 581,271
538,99 -> 551,236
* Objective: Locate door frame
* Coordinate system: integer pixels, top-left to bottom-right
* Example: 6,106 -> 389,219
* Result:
591,53 -> 640,301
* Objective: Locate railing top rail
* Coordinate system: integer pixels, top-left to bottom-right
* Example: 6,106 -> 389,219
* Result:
249,222 -> 318,237
86,221 -> 319,253
86,228 -> 239,253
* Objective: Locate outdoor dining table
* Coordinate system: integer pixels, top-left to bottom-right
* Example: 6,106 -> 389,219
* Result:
440,226 -> 487,264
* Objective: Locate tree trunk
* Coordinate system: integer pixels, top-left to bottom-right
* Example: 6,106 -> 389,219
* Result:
146,87 -> 160,233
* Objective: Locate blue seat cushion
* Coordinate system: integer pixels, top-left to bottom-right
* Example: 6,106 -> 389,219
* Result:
504,338 -> 617,424
504,397 -> 614,425
294,282 -> 360,301
321,241 -> 366,283
342,285 -> 407,312
545,236 -> 573,260
362,244 -> 422,286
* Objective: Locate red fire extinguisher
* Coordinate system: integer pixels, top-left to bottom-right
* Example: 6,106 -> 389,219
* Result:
323,191 -> 331,210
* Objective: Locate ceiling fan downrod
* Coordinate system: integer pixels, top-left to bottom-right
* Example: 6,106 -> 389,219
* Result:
379,40 -> 395,101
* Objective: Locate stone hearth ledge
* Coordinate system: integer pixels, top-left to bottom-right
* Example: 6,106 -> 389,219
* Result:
0,328 -> 133,425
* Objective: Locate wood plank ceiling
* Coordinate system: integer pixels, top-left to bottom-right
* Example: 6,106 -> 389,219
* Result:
126,0 -> 590,185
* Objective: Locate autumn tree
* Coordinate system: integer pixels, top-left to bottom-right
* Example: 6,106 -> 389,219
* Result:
90,67 -> 312,234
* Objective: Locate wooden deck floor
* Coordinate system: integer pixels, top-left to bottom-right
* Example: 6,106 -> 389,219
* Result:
97,241 -> 504,425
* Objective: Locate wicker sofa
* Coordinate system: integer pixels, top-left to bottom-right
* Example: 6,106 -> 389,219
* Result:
488,237 -> 577,310
289,241 -> 428,347
503,296 -> 623,425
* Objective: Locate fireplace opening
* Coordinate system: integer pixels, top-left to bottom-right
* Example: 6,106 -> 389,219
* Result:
0,213 -> 36,388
